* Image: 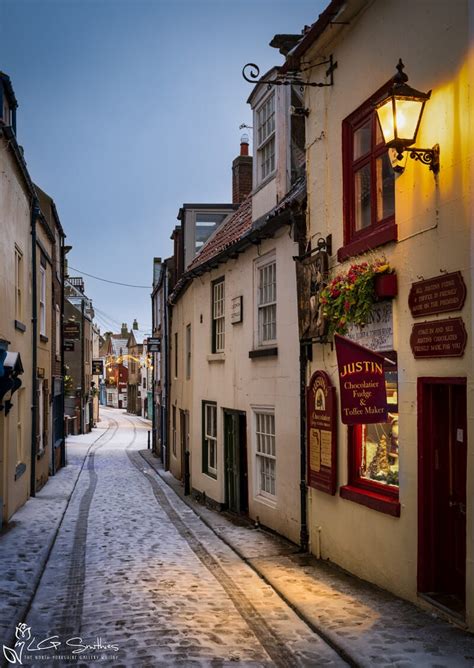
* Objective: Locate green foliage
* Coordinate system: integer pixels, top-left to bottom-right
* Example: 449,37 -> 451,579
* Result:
320,258 -> 391,336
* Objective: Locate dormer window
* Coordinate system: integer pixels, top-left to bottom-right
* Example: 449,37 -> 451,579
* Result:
256,93 -> 276,183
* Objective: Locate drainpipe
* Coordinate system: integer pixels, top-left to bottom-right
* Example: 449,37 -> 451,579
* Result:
299,341 -> 309,551
30,198 -> 40,497
151,288 -> 157,454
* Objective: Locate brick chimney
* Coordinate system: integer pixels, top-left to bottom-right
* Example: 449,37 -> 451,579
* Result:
232,134 -> 252,204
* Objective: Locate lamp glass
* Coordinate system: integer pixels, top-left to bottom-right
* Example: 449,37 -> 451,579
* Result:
376,99 -> 395,144
393,98 -> 424,144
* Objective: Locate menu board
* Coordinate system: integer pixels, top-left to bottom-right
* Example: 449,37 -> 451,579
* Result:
307,370 -> 337,495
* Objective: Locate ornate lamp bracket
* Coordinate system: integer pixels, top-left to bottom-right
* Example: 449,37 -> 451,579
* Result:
406,145 -> 440,173
242,55 -> 337,92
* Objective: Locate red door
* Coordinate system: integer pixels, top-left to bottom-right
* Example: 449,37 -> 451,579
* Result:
418,378 -> 467,616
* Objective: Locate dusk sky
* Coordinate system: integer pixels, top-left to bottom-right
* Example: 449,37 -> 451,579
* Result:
1,0 -> 325,336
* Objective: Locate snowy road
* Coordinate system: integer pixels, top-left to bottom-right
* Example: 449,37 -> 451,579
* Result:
14,409 -> 346,667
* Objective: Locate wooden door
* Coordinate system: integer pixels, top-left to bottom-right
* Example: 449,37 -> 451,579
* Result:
224,411 -> 248,514
418,378 -> 467,615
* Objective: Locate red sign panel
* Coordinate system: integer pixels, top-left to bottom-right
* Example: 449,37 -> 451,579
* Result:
334,334 -> 388,425
410,318 -> 467,358
307,370 -> 337,495
408,271 -> 466,318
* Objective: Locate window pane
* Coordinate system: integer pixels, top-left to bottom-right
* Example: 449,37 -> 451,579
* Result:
354,164 -> 371,231
359,414 -> 399,488
376,153 -> 395,222
353,120 -> 371,159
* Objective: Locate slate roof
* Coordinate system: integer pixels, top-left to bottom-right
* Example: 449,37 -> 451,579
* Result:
187,196 -> 252,271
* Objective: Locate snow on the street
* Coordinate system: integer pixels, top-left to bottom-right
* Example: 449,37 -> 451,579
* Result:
4,409 -> 344,667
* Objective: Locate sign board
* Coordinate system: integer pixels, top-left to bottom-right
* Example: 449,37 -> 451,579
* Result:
307,370 -> 337,494
63,322 -> 80,340
295,248 -> 329,341
64,340 -> 75,352
231,296 -> 243,324
334,334 -> 388,425
147,342 -> 160,353
346,301 -> 393,352
92,359 -> 104,375
410,317 -> 467,358
408,271 -> 466,318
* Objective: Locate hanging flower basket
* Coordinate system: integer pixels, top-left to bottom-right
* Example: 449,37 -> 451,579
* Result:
320,258 -> 395,336
375,272 -> 398,299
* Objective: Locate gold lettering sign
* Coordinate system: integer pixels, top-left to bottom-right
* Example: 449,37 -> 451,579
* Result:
310,428 -> 321,472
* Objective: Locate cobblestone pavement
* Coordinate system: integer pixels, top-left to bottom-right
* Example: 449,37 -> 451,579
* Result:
3,409 -> 345,668
2,408 -> 474,668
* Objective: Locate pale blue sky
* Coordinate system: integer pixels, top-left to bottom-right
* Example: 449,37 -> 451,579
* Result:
1,0 -> 325,335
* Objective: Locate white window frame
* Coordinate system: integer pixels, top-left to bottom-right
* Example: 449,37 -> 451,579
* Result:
203,401 -> 217,478
185,323 -> 191,380
212,278 -> 225,353
253,407 -> 276,505
256,92 -> 276,184
255,252 -> 277,347
15,245 -> 23,322
16,388 -> 24,465
39,266 -> 46,336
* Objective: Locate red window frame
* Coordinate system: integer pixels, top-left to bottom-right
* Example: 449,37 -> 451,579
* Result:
340,352 -> 400,517
339,81 -> 397,262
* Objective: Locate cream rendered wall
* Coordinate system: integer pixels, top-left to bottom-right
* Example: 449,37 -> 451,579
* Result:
189,229 -> 301,544
36,225 -> 53,490
169,283 -> 195,481
0,140 -> 33,521
304,0 -> 473,624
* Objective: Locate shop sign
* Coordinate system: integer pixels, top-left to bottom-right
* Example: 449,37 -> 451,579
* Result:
334,334 -> 388,425
147,337 -> 161,353
64,340 -> 74,352
295,245 -> 330,341
410,317 -> 467,358
408,271 -> 466,318
63,322 -> 80,340
346,301 -> 393,352
92,359 -> 104,375
307,370 -> 337,495
231,296 -> 243,324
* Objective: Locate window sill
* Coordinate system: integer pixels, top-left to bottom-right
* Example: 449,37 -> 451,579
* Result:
340,484 -> 400,517
203,470 -> 217,480
15,462 -> 27,480
338,223 -> 398,262
15,320 -> 26,332
252,170 -> 276,196
40,334 -> 49,343
254,493 -> 277,510
249,347 -> 278,359
207,353 -> 225,363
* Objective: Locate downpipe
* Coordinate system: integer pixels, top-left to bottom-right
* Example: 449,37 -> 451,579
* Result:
30,198 -> 40,497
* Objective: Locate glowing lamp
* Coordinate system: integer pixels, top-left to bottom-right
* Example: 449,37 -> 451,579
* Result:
375,60 -> 439,172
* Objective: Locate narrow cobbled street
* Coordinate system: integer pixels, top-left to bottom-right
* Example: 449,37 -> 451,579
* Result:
2,410 -> 344,667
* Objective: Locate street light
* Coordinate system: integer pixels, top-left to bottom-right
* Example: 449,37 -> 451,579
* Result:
375,59 -> 439,173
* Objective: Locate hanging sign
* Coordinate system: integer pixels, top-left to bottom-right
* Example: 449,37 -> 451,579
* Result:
307,370 -> 337,494
334,334 -> 388,425
92,359 -> 104,375
63,322 -> 80,340
408,271 -> 466,318
410,317 -> 467,358
147,337 -> 161,353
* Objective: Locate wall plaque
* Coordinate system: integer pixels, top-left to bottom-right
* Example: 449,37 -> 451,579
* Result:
63,322 -> 80,340
64,340 -> 74,352
408,271 -> 466,318
307,370 -> 337,495
346,301 -> 393,352
410,317 -> 467,358
231,296 -> 243,324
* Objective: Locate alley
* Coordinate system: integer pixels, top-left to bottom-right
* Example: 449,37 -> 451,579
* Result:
6,410 -> 344,667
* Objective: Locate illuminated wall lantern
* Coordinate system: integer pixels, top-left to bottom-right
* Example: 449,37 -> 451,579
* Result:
375,59 -> 439,173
